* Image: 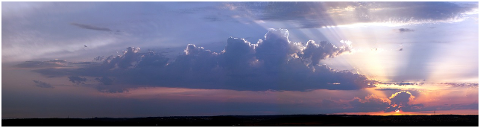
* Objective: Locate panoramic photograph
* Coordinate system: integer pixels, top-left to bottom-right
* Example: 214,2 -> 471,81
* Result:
2,1 -> 479,126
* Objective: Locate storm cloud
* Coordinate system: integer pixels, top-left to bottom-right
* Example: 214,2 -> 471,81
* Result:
29,28 -> 374,92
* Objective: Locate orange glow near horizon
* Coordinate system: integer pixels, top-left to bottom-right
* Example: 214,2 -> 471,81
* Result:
91,86 -> 480,116
335,109 -> 478,116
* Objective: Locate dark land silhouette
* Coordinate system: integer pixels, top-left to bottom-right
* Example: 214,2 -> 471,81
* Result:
2,115 -> 478,126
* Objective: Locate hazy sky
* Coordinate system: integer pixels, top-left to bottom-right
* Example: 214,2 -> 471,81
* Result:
2,2 -> 479,118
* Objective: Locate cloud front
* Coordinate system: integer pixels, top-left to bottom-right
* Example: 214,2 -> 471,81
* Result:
26,28 -> 376,92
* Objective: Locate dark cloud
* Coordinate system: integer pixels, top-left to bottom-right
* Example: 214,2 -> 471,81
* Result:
116,47 -> 141,69
72,62 -> 95,65
398,28 -> 414,32
16,59 -> 96,71
232,2 -> 477,28
441,83 -> 478,88
16,60 -> 68,68
374,88 -> 402,91
95,76 -> 113,85
94,56 -> 105,61
68,75 -> 125,93
385,91 -> 423,112
396,103 -> 478,113
323,91 -> 476,113
33,68 -> 75,78
341,91 -> 427,113
238,2 -> 339,28
380,82 -> 424,86
32,80 -> 54,88
68,76 -> 87,85
93,47 -> 143,70
220,37 -> 256,73
319,99 -> 344,108
445,103 -> 478,110
255,29 -> 293,70
204,15 -> 222,22
389,91 -> 413,106
28,28 -> 376,92
94,76 -> 128,93
71,23 -> 112,32
348,95 -> 391,112
300,40 -> 351,66
136,51 -> 170,69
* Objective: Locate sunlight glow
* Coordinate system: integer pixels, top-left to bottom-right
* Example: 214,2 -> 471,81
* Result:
336,109 -> 478,116
339,40 -> 352,46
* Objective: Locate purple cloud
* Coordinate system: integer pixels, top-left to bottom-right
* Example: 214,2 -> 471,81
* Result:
27,28 -> 375,92
32,80 -> 54,88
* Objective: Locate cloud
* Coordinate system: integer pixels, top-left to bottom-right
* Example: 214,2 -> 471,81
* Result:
253,89 -> 476,113
348,95 -> 391,112
328,90 -> 429,113
68,75 -> 126,93
380,82 -> 424,86
33,68 -> 75,78
254,28 -> 294,69
374,88 -> 402,91
95,76 -> 113,85
16,60 -> 68,68
230,2 -> 477,28
319,99 -> 344,108
398,28 -> 414,32
70,23 -> 113,32
441,83 -> 478,88
27,28 -> 376,92
68,76 -> 87,85
338,91 -> 428,113
390,103 -> 478,113
300,40 -> 351,66
135,51 -> 170,69
444,103 -> 478,110
16,59 -> 97,69
221,37 -> 256,71
389,91 -> 415,106
385,91 -> 424,112
32,80 -> 54,88
112,47 -> 141,69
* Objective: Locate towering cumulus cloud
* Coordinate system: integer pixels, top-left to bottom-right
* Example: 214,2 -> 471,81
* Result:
255,29 -> 292,70
29,28 -> 376,92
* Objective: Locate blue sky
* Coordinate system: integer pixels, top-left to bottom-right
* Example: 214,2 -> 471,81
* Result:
2,2 -> 479,118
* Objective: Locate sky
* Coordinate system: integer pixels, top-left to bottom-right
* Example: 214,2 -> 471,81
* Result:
2,2 -> 479,118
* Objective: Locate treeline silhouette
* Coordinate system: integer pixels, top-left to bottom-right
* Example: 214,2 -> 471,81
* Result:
2,115 -> 478,126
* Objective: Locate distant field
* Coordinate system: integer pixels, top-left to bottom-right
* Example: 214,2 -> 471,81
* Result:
2,115 -> 478,126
